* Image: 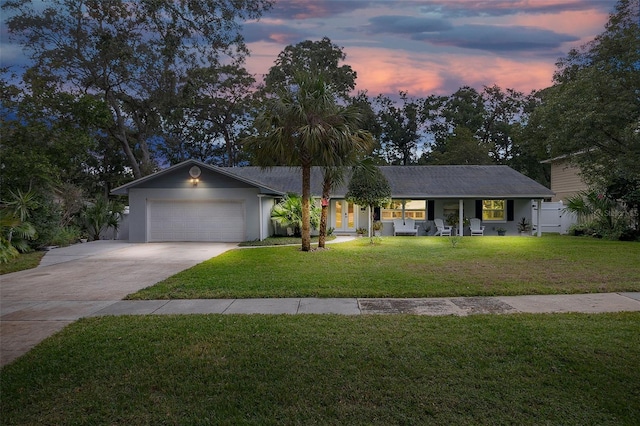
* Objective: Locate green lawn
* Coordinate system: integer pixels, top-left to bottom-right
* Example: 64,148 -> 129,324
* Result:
2,313 -> 639,425
0,251 -> 45,275
129,235 -> 640,299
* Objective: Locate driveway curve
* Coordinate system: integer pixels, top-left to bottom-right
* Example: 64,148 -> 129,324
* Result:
0,241 -> 236,366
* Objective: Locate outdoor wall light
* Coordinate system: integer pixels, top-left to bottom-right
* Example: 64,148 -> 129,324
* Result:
189,166 -> 201,186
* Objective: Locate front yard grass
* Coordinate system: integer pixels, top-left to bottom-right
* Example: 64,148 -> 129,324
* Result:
128,235 -> 640,299
0,251 -> 45,275
2,313 -> 639,425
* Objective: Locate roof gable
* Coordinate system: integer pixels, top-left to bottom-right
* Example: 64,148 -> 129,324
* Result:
111,160 -> 284,195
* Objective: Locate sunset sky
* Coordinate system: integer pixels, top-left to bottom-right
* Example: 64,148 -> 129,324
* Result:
0,0 -> 615,98
241,0 -> 614,97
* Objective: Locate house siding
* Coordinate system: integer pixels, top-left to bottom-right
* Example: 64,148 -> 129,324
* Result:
550,160 -> 588,202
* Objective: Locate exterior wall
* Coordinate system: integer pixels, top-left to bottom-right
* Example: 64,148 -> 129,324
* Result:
128,187 -> 263,242
356,205 -> 369,232
260,196 -> 277,240
549,159 -> 588,202
377,198 -> 534,236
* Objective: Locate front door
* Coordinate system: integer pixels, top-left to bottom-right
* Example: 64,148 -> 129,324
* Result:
333,200 -> 356,232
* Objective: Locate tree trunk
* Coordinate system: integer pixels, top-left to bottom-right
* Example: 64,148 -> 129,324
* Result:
318,175 -> 332,249
107,92 -> 142,179
223,125 -> 234,167
301,164 -> 312,251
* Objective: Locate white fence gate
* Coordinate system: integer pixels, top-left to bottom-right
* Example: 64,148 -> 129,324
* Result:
531,201 -> 576,234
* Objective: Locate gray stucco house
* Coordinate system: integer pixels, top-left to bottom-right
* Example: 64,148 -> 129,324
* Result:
111,159 -> 554,242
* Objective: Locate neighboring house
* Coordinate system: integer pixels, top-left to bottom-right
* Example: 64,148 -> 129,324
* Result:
532,154 -> 588,234
541,155 -> 589,202
111,159 -> 554,242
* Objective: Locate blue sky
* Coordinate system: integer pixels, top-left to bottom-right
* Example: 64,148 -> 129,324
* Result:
0,0 -> 614,97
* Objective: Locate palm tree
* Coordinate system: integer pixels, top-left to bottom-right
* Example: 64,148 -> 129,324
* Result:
271,193 -> 320,237
0,210 -> 36,263
246,72 -> 373,251
79,197 -> 123,241
0,189 -> 38,263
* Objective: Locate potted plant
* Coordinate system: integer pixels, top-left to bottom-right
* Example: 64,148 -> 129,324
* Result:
496,227 -> 507,236
372,221 -> 384,236
79,231 -> 89,243
517,217 -> 531,235
446,213 -> 458,227
356,227 -> 367,237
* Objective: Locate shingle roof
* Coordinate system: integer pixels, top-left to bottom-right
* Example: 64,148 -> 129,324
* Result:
111,159 -> 553,198
226,165 -> 554,199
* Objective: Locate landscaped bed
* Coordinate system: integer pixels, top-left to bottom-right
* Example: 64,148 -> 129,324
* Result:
1,313 -> 638,424
128,235 -> 640,300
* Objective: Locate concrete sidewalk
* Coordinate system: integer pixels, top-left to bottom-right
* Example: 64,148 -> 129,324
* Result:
2,239 -> 639,367
92,292 -> 640,316
3,292 -> 640,367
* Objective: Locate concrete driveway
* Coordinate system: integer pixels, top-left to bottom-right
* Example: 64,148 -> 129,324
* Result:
0,241 -> 236,366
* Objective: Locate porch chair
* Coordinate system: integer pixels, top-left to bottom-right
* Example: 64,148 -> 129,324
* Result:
393,218 -> 419,236
434,218 -> 452,236
469,218 -> 485,236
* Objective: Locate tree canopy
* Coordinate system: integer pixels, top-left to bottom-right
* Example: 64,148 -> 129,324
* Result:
527,0 -> 640,194
345,163 -> 392,211
263,37 -> 357,99
3,0 -> 273,178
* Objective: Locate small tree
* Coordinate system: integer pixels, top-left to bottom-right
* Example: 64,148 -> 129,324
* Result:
345,162 -> 391,241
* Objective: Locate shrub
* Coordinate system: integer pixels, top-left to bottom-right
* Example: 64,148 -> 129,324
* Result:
48,226 -> 82,247
29,199 -> 65,248
618,228 -> 640,242
78,197 -> 123,241
271,194 -> 320,237
564,190 -> 635,240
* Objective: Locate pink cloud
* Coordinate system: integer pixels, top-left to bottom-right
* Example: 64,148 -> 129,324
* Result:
345,47 -> 558,96
508,9 -> 610,44
243,1 -> 611,97
246,41 -> 567,97
348,48 -> 445,95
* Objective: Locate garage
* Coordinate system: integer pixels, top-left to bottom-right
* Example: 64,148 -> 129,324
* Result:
147,199 -> 246,242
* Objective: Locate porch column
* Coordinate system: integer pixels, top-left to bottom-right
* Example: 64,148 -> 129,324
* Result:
257,194 -> 265,241
536,199 -> 542,237
458,199 -> 464,236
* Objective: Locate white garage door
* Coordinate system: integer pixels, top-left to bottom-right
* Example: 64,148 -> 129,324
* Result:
148,200 -> 245,242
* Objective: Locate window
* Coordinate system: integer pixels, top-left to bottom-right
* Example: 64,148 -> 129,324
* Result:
482,200 -> 505,221
381,200 -> 426,220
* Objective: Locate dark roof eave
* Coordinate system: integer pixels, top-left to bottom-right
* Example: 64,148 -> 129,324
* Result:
330,194 -> 554,199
